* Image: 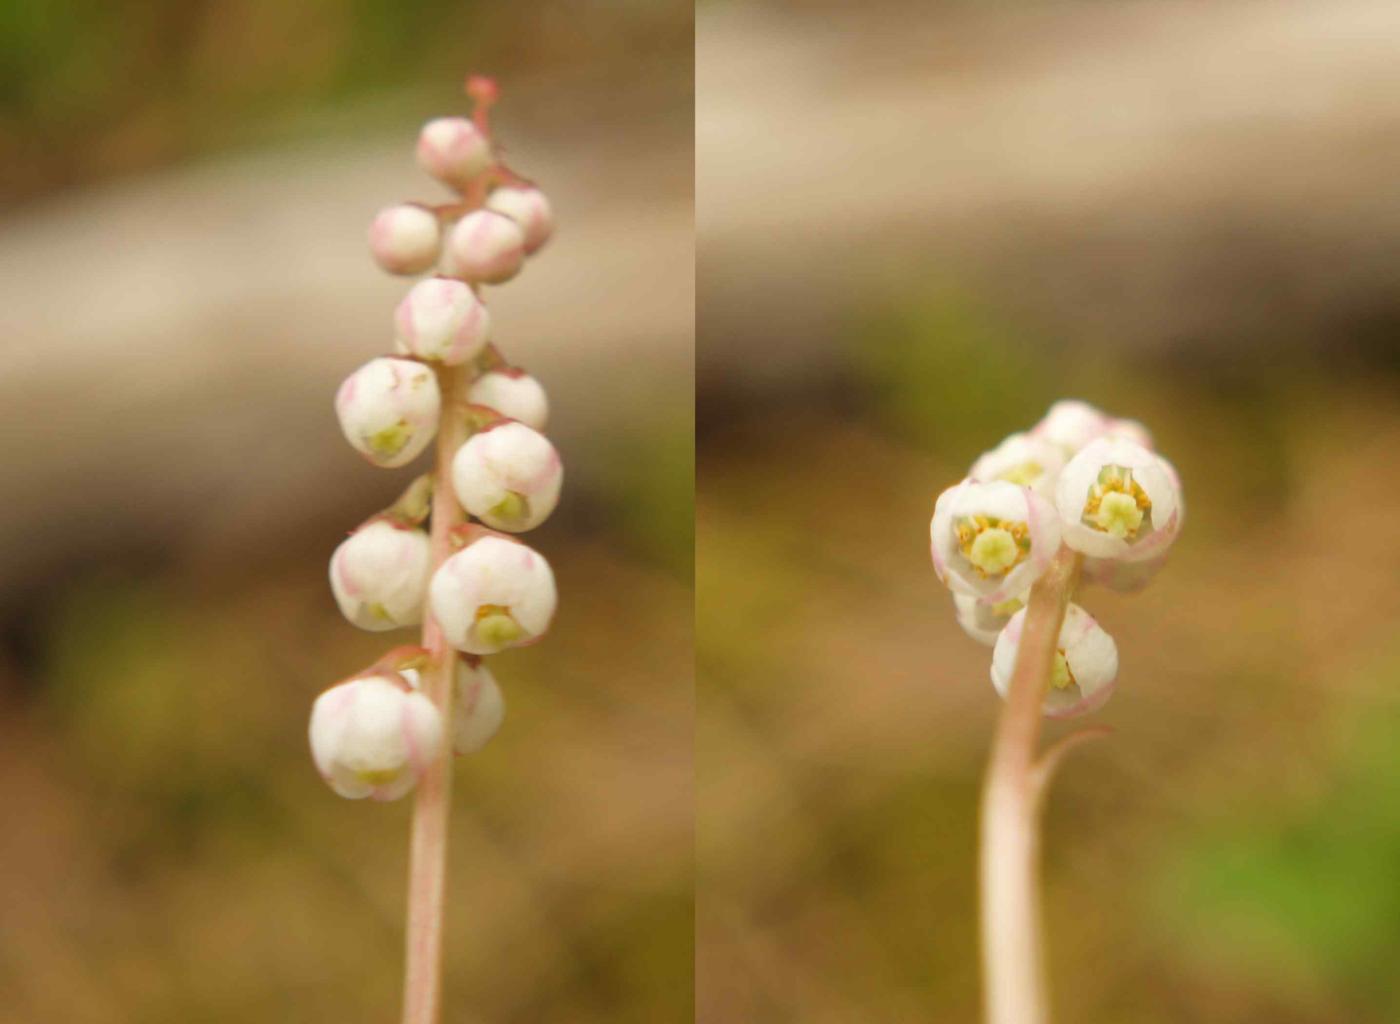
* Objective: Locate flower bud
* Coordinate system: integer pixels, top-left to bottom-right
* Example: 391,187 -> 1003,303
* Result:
309,675 -> 444,800
953,593 -> 1025,646
451,422 -> 562,532
484,186 -> 554,254
416,117 -> 492,187
329,521 -> 431,631
467,368 -> 549,431
401,660 -> 506,755
1031,399 -> 1110,456
969,432 -> 1065,497
394,277 -> 491,366
930,480 -> 1061,603
1055,438 -> 1180,562
335,357 -> 441,468
444,210 -> 526,285
429,536 -> 557,655
990,603 -> 1119,718
1103,417 -> 1153,450
368,204 -> 442,275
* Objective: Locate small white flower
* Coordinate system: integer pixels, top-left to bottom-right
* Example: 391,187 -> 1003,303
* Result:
969,432 -> 1066,497
467,369 -> 549,431
451,422 -> 562,532
930,480 -> 1061,603
335,357 -> 441,468
309,675 -> 444,800
430,536 -> 557,655
1031,400 -> 1110,456
401,660 -> 506,755
329,521 -> 431,631
368,204 -> 442,275
990,603 -> 1119,718
484,186 -> 554,254
953,592 -> 1025,646
1102,417 -> 1153,450
416,117 -> 492,187
394,277 -> 491,366
443,210 -> 525,285
1055,438 -> 1181,562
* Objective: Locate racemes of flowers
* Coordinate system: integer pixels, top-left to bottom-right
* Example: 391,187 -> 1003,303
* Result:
929,400 -> 1183,1024
306,76 -> 559,1024
930,400 -> 1182,718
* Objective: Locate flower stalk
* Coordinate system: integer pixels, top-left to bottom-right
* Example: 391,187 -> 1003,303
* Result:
401,363 -> 473,1024
979,543 -> 1080,1024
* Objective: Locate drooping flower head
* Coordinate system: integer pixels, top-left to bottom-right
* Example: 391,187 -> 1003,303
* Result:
931,480 -> 1061,604
1055,438 -> 1181,562
429,535 -> 557,655
969,432 -> 1066,498
335,357 -> 441,468
309,674 -> 444,800
467,368 -> 549,431
451,422 -> 562,533
990,603 -> 1119,718
330,521 -> 432,631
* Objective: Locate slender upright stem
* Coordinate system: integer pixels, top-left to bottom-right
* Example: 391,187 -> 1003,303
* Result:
979,544 -> 1080,1024
401,364 -> 473,1024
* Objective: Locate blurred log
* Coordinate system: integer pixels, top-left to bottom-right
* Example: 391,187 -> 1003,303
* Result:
698,0 -> 1400,393
0,75 -> 693,590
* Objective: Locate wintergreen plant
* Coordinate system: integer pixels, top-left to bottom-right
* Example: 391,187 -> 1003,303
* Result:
307,76 -> 559,1024
929,399 -> 1183,1024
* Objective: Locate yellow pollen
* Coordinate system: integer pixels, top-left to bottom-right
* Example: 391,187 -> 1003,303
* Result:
1083,467 -> 1152,539
956,516 -> 1032,578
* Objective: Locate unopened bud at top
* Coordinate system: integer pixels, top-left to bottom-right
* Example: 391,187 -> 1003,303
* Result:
416,117 -> 492,188
444,210 -> 526,285
969,432 -> 1065,497
991,604 -> 1119,718
1055,437 -> 1181,563
335,357 -> 441,468
394,277 -> 491,365
931,480 -> 1061,604
429,536 -> 557,655
309,674 -> 444,800
467,368 -> 549,431
329,521 -> 431,631
485,186 -> 554,254
1031,400 -> 1110,456
451,422 -> 562,532
369,204 -> 442,275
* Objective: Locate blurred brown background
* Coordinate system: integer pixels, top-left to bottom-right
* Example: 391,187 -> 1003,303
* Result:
0,2 -> 693,1022
698,2 -> 1400,1022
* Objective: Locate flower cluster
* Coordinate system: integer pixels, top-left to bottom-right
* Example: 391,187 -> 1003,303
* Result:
311,79 -> 559,800
930,401 -> 1183,718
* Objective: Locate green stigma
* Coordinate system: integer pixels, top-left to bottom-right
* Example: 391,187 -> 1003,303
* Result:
368,420 -> 412,458
1050,650 -> 1076,691
356,767 -> 402,785
475,605 -> 524,648
488,491 -> 530,524
1094,491 -> 1144,538
968,528 -> 1019,576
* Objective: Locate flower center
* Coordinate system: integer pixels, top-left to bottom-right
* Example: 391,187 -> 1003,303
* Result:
488,491 -> 530,524
475,604 -> 524,647
997,461 -> 1043,487
356,767 -> 403,785
368,420 -> 412,458
955,516 -> 1031,578
1050,649 -> 1076,691
1082,466 -> 1152,539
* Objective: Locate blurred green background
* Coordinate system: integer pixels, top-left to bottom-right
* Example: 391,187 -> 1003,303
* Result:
0,2 -> 693,1022
697,1 -> 1400,1022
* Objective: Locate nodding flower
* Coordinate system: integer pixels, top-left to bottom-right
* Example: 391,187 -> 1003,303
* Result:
335,357 -> 441,468
309,674 -> 444,800
931,480 -> 1061,604
429,535 -> 557,655
990,603 -> 1119,719
394,277 -> 492,366
451,422 -> 563,533
1055,437 -> 1181,563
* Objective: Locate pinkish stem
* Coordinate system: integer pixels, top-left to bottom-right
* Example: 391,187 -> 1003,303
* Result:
401,363 -> 472,1024
979,544 -> 1080,1024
